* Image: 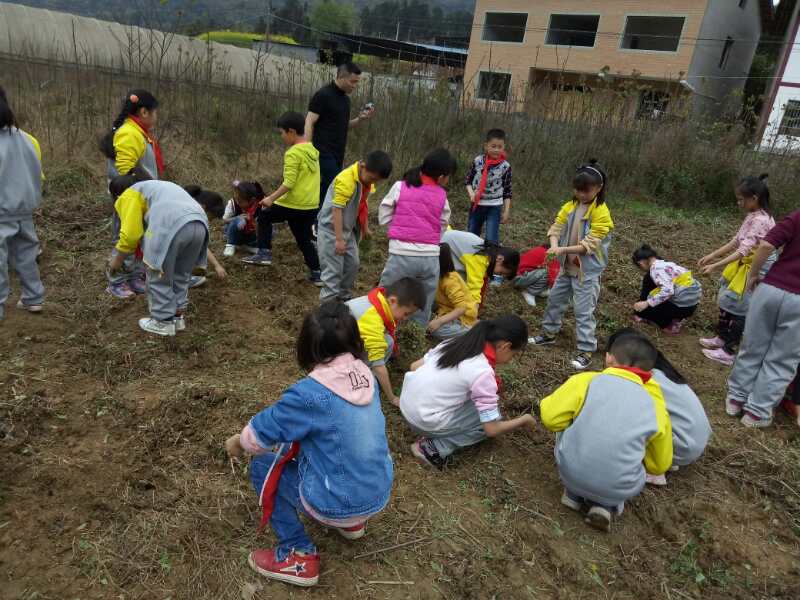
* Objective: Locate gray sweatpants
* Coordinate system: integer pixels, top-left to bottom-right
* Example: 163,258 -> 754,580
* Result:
318,227 -> 359,302
379,253 -> 439,326
409,401 -> 486,458
727,283 -> 800,420
430,319 -> 470,340
147,221 -> 207,322
0,219 -> 45,320
541,273 -> 601,352
109,207 -> 145,285
513,268 -> 549,297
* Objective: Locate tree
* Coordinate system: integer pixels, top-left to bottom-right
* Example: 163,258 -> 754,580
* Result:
309,0 -> 357,36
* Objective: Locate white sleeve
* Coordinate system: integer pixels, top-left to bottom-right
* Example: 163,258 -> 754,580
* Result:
378,181 -> 403,226
222,199 -> 236,222
441,199 -> 451,234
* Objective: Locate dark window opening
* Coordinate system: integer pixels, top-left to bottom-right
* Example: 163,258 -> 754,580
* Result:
719,36 -> 734,69
778,100 -> 800,136
545,14 -> 600,47
477,71 -> 512,101
621,16 -> 685,52
637,90 -> 670,120
482,12 -> 527,43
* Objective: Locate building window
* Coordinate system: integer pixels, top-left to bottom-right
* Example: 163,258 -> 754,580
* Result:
482,12 -> 527,43
621,16 -> 685,52
551,82 -> 591,93
719,36 -> 734,69
477,71 -> 512,102
778,100 -> 800,136
545,14 -> 600,47
637,90 -> 670,120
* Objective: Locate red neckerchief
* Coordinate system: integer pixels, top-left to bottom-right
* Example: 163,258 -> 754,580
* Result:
243,202 -> 258,234
615,366 -> 653,384
258,442 -> 300,530
367,287 -> 398,356
420,174 -> 439,186
471,153 -> 507,211
128,115 -> 165,177
483,343 -> 502,393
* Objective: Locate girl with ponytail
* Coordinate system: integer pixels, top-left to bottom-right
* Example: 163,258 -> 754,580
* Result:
101,90 -> 162,299
697,174 -> 776,365
399,314 -> 535,469
632,243 -> 702,334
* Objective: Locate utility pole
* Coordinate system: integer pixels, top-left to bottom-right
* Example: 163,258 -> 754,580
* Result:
395,19 -> 400,41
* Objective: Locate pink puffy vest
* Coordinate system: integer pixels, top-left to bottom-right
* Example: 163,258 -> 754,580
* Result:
388,182 -> 447,245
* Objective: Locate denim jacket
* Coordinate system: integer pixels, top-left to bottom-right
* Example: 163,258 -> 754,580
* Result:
247,357 -> 393,520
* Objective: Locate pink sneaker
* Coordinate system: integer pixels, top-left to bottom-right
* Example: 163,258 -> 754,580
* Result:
663,320 -> 683,335
741,411 -> 773,428
646,473 -> 668,486
699,336 -> 725,349
702,347 -> 735,366
725,397 -> 744,416
333,523 -> 366,540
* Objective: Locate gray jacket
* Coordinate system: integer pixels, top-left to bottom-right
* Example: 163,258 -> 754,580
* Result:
0,128 -> 42,223
652,370 -> 711,467
317,166 -> 364,238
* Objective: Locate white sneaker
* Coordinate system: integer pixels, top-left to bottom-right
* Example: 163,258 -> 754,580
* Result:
560,490 -> 582,512
138,317 -> 176,337
174,316 -> 186,332
16,300 -> 43,313
585,506 -> 612,532
522,291 -> 537,307
223,244 -> 236,257
189,275 -> 207,288
741,412 -> 773,428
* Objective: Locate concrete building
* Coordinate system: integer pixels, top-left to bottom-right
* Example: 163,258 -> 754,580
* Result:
464,0 -> 763,120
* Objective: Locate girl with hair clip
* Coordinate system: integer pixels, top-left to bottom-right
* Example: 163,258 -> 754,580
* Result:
378,148 -> 455,326
100,90 -> 163,299
222,181 -> 264,257
697,174 -> 776,366
530,159 -> 614,371
632,244 -> 702,334
399,315 -> 535,469
607,329 -> 711,487
225,301 -> 393,588
440,229 -> 520,308
0,86 -> 45,320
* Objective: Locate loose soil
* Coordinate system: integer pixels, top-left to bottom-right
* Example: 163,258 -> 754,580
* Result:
2,169 -> 799,600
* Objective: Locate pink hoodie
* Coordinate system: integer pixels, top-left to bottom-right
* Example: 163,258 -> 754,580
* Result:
240,354 -> 374,453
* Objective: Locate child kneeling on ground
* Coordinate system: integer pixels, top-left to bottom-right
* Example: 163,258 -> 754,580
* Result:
225,301 -> 393,588
539,331 -> 672,532
400,315 -> 535,469
427,243 -> 478,340
348,277 -> 426,406
632,244 -> 702,334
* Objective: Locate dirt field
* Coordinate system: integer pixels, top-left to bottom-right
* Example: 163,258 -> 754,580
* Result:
2,157 -> 799,600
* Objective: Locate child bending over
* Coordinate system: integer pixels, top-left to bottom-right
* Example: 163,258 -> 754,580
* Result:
400,315 -> 535,469
427,243 -> 478,340
540,331 -> 672,532
513,243 -> 561,307
225,301 -> 393,587
347,277 -> 426,406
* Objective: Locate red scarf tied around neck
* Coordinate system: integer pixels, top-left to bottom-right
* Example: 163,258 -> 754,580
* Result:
615,366 -> 652,384
483,343 -> 503,393
367,287 -> 398,356
471,153 -> 507,212
128,115 -> 165,177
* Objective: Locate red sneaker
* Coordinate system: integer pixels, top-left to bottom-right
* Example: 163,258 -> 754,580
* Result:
334,523 -> 366,540
248,548 -> 320,587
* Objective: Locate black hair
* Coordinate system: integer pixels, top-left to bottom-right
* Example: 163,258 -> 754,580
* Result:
108,167 -> 152,199
0,87 -> 17,130
439,243 -> 456,279
297,301 -> 366,372
276,111 -> 305,136
337,62 -> 362,77
632,244 -> 662,266
100,89 -> 158,159
607,328 -> 687,384
364,150 -> 393,179
437,315 -> 528,369
572,159 -> 608,205
384,277 -> 426,310
737,174 -> 770,214
478,242 -> 520,281
486,128 -> 506,142
186,185 -> 225,219
606,327 -> 657,370
403,148 -> 457,188
234,180 -> 265,203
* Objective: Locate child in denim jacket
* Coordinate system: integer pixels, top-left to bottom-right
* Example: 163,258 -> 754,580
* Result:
225,301 -> 393,588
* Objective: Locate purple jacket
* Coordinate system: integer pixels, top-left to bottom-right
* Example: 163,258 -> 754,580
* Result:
387,182 -> 447,245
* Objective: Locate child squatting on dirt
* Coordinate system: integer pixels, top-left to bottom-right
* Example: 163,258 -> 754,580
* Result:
225,301 -> 393,588
399,315 -> 536,469
539,330 -> 672,532
107,172 -> 210,337
0,86 -> 45,320
530,160 -> 614,371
